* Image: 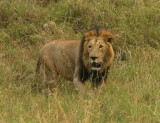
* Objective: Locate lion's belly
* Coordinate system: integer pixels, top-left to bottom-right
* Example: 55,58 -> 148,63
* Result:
57,66 -> 74,81
51,40 -> 80,81
55,56 -> 75,81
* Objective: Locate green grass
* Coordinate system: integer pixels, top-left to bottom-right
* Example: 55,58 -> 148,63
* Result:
0,0 -> 160,122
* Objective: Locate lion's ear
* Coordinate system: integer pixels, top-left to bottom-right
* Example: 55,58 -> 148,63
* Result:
108,37 -> 114,44
103,35 -> 114,44
99,29 -> 114,44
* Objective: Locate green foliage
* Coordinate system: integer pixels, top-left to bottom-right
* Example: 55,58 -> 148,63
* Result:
0,0 -> 160,122
0,0 -> 159,49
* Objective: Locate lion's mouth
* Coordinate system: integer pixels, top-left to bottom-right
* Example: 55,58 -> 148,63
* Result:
91,62 -> 102,70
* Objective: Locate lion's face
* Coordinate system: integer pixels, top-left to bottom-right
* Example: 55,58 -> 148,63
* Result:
88,38 -> 108,70
82,29 -> 114,73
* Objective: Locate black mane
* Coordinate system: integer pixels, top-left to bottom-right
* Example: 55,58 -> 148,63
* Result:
78,36 -> 90,82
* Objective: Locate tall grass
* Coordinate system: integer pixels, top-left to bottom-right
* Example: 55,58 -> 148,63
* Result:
0,0 -> 160,122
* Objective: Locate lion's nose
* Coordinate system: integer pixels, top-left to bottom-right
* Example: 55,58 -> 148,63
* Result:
90,56 -> 98,61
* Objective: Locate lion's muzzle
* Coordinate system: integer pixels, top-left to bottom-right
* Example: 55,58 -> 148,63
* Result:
89,56 -> 103,70
91,62 -> 102,70
90,56 -> 98,61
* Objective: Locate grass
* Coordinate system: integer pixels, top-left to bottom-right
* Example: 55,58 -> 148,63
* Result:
0,0 -> 160,122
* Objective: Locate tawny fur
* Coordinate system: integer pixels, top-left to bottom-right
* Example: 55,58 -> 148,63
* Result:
35,27 -> 114,94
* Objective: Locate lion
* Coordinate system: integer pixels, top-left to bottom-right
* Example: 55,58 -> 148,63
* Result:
35,26 -> 114,94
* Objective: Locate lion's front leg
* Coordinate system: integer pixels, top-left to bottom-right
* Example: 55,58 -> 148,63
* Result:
45,65 -> 59,92
73,77 -> 85,94
73,65 -> 85,94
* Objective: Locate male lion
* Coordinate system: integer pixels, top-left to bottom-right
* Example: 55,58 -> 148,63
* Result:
35,26 -> 114,94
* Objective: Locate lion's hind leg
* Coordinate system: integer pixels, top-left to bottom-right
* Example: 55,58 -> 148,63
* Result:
44,63 -> 59,92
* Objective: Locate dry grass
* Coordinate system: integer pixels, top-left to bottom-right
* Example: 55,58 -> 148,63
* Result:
0,0 -> 160,122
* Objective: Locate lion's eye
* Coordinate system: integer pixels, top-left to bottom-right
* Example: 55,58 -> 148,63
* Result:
89,45 -> 92,48
99,45 -> 103,48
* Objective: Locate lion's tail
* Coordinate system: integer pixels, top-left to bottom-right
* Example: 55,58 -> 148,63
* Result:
32,57 -> 41,90
35,57 -> 41,74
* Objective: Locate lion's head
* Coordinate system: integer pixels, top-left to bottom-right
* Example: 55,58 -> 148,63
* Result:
81,27 -> 114,73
